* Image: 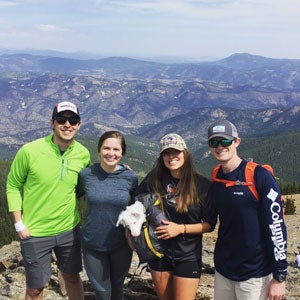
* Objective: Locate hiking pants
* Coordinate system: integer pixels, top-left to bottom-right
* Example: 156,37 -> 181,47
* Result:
83,243 -> 132,300
214,270 -> 272,300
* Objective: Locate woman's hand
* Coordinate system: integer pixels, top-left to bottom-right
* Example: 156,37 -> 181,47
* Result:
125,227 -> 135,251
155,220 -> 184,240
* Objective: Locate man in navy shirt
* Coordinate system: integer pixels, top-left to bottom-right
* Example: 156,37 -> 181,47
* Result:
207,120 -> 287,300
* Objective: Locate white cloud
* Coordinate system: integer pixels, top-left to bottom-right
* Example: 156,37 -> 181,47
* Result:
0,0 -> 300,59
38,24 -> 68,33
102,0 -> 300,20
0,1 -> 19,7
107,0 -> 199,15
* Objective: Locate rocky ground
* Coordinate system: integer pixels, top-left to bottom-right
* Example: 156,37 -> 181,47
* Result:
1,195 -> 299,300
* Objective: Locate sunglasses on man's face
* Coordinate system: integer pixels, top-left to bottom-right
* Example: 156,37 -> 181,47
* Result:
54,116 -> 80,126
208,139 -> 234,148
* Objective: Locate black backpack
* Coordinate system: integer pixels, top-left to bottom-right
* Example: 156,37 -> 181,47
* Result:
129,193 -> 169,264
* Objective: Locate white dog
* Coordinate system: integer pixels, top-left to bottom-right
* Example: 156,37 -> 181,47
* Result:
116,201 -> 146,237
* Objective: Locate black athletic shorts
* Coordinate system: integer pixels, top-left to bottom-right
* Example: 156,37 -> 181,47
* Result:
149,257 -> 201,278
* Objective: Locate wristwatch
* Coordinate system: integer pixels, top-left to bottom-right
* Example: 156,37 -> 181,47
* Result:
273,273 -> 286,283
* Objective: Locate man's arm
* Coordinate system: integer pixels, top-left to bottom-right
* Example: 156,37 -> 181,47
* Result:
6,146 -> 31,239
256,167 -> 287,299
6,146 -> 29,212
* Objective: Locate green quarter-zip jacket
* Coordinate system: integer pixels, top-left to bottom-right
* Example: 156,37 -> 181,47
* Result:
6,134 -> 91,236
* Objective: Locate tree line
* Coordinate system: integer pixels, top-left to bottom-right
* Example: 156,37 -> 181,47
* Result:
1,158 -> 299,248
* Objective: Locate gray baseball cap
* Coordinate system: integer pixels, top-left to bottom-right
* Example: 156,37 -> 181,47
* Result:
207,120 -> 238,140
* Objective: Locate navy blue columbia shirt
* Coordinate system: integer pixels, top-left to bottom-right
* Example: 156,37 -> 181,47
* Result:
212,159 -> 287,281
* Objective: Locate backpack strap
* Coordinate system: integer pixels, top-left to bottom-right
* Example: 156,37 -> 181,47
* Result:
211,164 -> 221,181
211,162 -> 260,200
211,164 -> 236,186
244,161 -> 259,200
261,164 -> 274,176
142,223 -> 164,258
211,164 -> 236,185
211,163 -> 253,188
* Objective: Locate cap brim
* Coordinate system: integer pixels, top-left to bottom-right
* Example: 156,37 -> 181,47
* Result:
208,133 -> 235,140
160,146 -> 185,153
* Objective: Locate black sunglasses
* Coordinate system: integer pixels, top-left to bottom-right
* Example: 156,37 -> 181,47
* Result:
54,116 -> 80,126
208,139 -> 234,148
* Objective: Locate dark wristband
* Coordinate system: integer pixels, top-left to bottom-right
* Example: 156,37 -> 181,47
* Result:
273,273 -> 286,282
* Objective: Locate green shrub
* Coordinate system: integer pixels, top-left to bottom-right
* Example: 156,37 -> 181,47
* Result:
284,195 -> 296,215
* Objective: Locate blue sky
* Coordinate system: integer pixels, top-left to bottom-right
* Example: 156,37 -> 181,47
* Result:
1,0 -> 300,60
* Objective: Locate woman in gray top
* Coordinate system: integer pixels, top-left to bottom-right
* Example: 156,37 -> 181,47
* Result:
77,131 -> 138,300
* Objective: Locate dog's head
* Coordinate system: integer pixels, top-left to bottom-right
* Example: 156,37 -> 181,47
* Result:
116,201 -> 145,237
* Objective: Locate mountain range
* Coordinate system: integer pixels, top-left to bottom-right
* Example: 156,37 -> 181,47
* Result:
1,53 -> 299,140
0,52 -> 299,182
1,52 -> 300,88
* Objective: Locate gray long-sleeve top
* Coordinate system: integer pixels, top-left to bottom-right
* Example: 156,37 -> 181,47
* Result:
77,163 -> 138,251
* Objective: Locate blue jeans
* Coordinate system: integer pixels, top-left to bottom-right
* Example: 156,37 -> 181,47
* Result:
83,243 -> 132,300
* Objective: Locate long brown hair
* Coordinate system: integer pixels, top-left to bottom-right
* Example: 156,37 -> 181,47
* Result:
147,150 -> 199,213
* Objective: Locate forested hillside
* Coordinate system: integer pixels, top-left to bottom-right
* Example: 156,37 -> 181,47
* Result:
0,162 -> 16,247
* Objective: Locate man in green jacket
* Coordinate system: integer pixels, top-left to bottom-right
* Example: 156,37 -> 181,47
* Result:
6,101 -> 91,300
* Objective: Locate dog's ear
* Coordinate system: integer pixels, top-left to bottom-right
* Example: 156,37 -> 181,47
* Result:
116,212 -> 125,227
116,218 -> 121,227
